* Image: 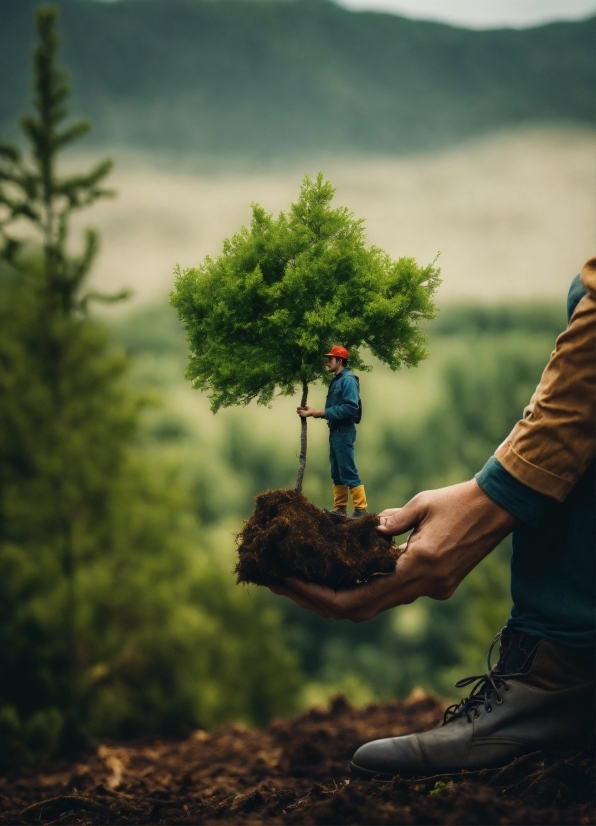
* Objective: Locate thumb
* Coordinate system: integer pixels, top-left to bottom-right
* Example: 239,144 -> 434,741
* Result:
377,496 -> 425,537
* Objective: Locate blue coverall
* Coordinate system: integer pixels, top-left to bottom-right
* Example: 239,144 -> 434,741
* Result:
324,368 -> 362,489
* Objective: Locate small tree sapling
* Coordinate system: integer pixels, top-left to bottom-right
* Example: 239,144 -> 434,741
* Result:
171,174 -> 440,492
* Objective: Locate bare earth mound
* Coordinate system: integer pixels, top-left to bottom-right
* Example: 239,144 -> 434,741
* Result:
1,694 -> 593,825
235,489 -> 399,589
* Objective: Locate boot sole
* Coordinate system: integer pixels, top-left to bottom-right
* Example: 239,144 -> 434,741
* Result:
323,508 -> 348,522
351,746 -> 581,782
350,761 -> 396,781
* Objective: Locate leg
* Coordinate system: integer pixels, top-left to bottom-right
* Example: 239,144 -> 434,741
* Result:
329,432 -> 341,486
509,462 -> 595,650
333,427 -> 362,489
328,432 -> 348,515
350,483 -> 368,516
333,428 -> 368,516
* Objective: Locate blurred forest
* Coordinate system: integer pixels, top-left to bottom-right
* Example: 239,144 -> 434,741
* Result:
0,1 -> 580,770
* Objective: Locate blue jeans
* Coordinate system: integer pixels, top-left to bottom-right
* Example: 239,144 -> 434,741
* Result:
329,425 -> 362,488
508,461 -> 595,650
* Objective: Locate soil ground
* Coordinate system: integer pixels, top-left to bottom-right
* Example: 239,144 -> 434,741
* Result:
235,489 -> 398,589
1,693 -> 593,825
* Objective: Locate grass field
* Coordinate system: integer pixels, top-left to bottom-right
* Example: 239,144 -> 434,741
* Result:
80,127 -> 594,312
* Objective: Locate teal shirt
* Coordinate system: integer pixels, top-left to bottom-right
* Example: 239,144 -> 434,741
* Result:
324,368 -> 359,427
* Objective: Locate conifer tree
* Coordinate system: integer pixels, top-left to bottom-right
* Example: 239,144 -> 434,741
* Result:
171,174 -> 440,491
0,6 -> 131,750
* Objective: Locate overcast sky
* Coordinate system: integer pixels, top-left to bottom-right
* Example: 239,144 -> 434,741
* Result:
333,0 -> 596,27
94,0 -> 596,28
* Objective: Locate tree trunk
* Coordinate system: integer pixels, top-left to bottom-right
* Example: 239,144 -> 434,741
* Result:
295,380 -> 308,493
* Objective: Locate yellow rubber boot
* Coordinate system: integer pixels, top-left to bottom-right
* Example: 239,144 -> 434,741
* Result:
350,485 -> 368,517
332,484 -> 349,514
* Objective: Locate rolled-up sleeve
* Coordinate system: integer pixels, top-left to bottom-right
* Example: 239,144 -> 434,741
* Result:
476,457 -> 553,526
493,258 -> 596,503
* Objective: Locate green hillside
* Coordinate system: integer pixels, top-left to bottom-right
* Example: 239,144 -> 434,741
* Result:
1,0 -> 593,159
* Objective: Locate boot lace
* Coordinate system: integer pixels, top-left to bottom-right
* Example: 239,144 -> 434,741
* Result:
442,631 -> 521,725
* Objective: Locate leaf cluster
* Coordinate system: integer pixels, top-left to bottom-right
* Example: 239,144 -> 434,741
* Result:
171,173 -> 440,411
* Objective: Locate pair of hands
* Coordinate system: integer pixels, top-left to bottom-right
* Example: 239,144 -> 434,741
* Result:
269,480 -> 517,622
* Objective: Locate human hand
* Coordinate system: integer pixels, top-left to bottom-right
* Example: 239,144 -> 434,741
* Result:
297,406 -> 318,418
269,480 -> 518,622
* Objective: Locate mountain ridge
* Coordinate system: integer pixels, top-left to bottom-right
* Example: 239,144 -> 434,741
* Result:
1,0 -> 593,159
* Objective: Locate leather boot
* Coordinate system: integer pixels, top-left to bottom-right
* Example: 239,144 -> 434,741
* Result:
324,485 -> 349,521
350,484 -> 368,518
351,627 -> 595,779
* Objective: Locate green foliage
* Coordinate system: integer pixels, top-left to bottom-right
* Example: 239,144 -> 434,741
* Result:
1,1 -> 593,159
172,174 -> 439,411
172,173 -> 438,489
0,8 -> 303,767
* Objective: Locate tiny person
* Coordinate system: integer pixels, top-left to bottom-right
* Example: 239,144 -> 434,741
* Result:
297,346 -> 367,518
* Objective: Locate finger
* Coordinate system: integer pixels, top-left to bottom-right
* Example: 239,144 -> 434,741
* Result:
378,508 -> 401,519
377,497 -> 424,537
287,570 -> 400,621
285,578 -> 355,619
269,583 -> 333,617
285,577 -> 337,605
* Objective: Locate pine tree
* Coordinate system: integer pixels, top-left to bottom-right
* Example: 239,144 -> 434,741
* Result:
0,6 -> 133,751
171,173 -> 440,491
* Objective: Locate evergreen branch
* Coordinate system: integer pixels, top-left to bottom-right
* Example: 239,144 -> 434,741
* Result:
69,227 -> 99,289
58,159 -> 114,196
57,161 -> 115,210
79,288 -> 132,312
54,120 -> 91,150
0,142 -> 21,163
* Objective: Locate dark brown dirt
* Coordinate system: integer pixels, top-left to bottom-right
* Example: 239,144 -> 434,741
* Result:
235,489 -> 399,589
1,694 -> 593,825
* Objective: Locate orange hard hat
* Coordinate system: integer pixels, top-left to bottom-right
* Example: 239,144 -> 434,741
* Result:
324,345 -> 349,360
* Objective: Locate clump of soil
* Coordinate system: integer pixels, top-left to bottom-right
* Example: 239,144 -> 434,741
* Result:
235,488 -> 399,589
2,694 -> 593,825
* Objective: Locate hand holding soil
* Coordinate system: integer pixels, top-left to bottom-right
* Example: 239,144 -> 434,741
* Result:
270,480 -> 519,621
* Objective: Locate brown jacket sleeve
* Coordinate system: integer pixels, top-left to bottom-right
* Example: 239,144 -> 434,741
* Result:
495,257 -> 596,502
